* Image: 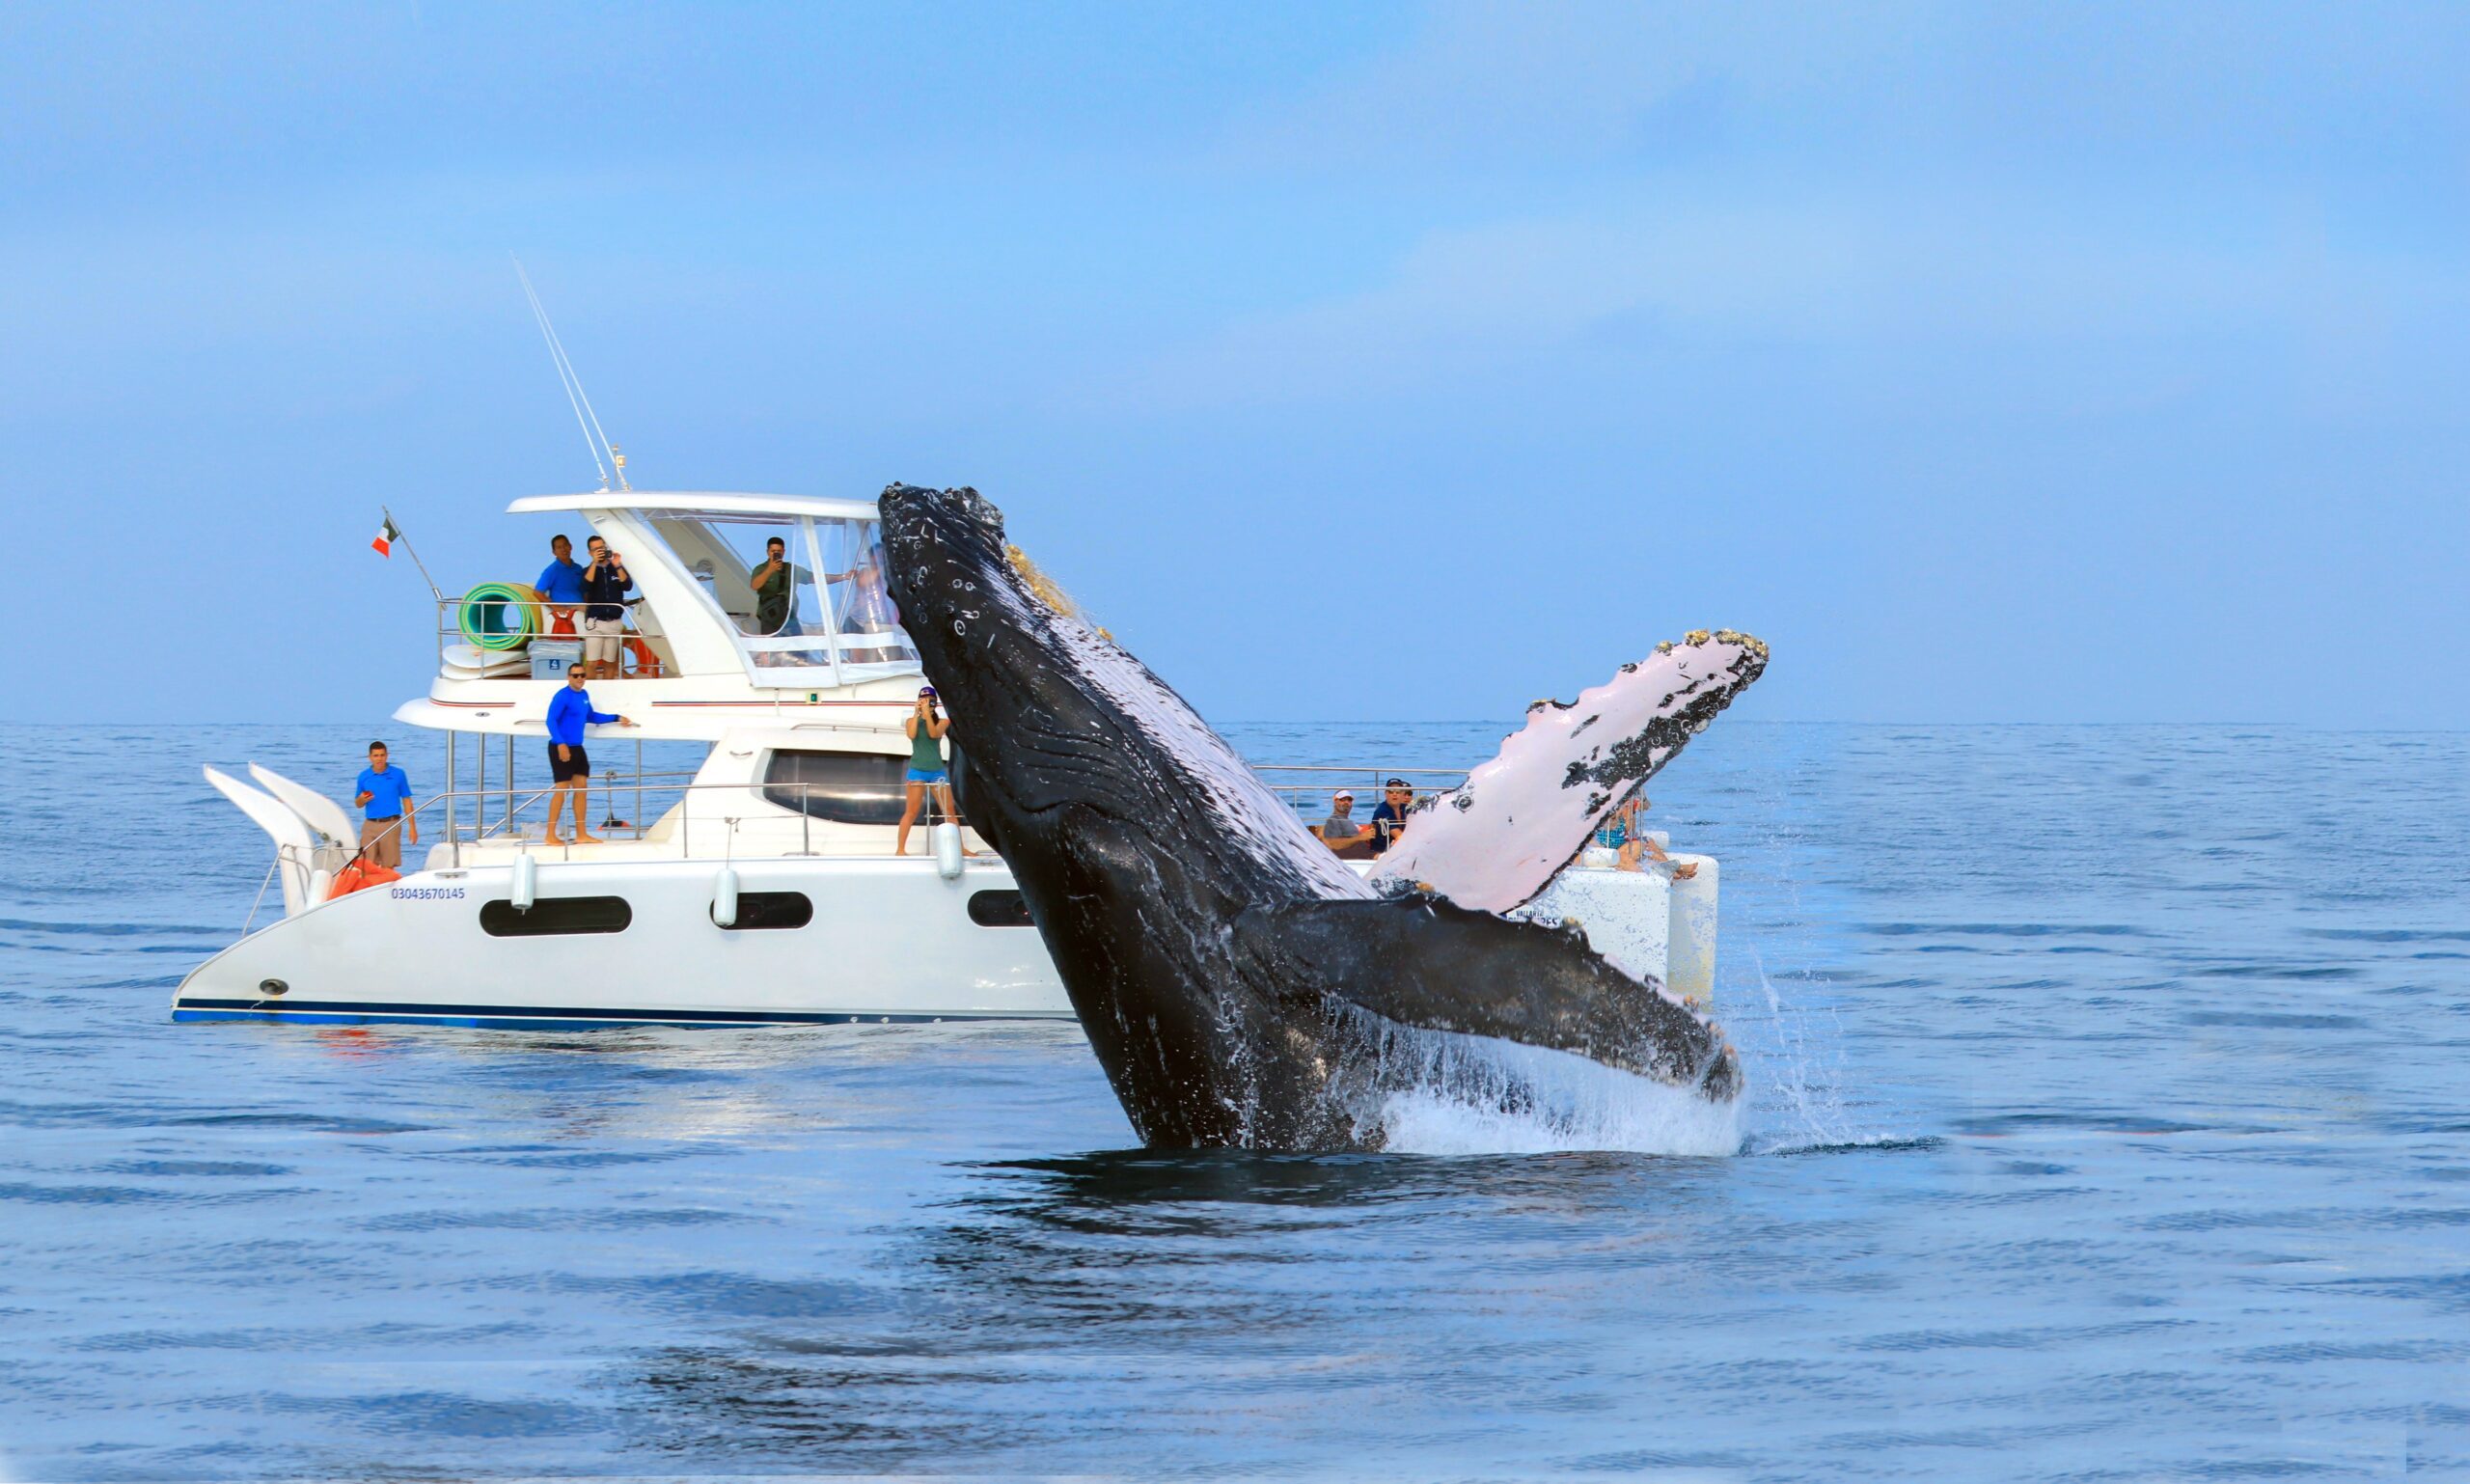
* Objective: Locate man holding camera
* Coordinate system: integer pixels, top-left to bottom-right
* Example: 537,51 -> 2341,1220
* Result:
749,536 -> 793,636
580,534 -> 634,678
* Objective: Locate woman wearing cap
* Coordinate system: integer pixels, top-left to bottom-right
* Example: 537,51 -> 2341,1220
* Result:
1368,779 -> 1414,856
896,686 -> 958,856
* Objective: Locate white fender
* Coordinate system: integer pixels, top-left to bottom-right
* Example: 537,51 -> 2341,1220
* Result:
712,865 -> 739,927
511,850 -> 537,911
307,867 -> 333,904
932,821 -> 964,879
248,763 -> 360,848
1665,856 -> 1720,1005
204,766 -> 317,918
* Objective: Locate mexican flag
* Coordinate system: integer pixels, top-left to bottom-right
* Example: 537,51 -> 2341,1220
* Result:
371,514 -> 399,557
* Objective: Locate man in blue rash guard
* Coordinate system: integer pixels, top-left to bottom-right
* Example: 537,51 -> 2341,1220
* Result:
544,666 -> 636,845
535,534 -> 588,637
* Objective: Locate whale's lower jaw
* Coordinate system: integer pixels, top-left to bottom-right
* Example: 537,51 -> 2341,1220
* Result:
962,811 -> 1743,1153
879,482 -> 1744,1152
1084,993 -> 1743,1154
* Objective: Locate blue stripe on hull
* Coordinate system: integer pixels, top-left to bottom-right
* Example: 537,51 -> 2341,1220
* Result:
171,997 -> 1057,1030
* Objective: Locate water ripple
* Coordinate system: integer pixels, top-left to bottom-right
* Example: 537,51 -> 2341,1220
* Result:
0,721 -> 2464,1480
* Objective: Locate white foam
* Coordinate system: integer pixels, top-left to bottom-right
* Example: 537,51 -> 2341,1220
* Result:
1342,1024 -> 1743,1157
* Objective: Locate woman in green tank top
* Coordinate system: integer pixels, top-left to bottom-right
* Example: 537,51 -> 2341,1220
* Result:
897,686 -> 957,856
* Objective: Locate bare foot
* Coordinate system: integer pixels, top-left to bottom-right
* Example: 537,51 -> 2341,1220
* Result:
544,835 -> 566,847
573,833 -> 603,844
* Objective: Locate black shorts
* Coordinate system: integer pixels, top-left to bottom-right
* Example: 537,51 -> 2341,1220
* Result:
549,741 -> 590,783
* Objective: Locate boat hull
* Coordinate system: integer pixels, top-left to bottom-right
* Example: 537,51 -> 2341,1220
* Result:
173,856 -> 1072,1029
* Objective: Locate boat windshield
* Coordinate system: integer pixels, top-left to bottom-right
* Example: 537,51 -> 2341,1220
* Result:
641,508 -> 920,684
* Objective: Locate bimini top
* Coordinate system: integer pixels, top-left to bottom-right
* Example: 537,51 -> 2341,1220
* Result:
508,490 -> 886,522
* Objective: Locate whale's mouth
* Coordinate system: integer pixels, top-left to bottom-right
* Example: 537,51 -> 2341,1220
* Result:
1326,1008 -> 1745,1157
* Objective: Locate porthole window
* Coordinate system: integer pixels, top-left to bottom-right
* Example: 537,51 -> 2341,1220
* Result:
480,896 -> 632,937
966,889 -> 1034,928
718,892 -> 813,930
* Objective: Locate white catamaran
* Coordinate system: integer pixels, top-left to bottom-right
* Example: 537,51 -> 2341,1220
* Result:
178,487 -> 1721,1030
179,489 -> 1081,1026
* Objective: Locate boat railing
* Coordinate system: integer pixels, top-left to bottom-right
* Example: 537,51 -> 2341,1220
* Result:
1248,763 -> 1467,837
433,595 -> 668,673
379,774 -> 987,867
363,763 -> 1473,869
433,595 -> 918,674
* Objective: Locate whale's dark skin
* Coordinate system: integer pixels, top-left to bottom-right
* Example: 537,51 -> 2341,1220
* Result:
881,483 -> 1743,1150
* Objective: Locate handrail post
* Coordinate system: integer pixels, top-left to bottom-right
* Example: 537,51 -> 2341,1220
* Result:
445,730 -> 459,867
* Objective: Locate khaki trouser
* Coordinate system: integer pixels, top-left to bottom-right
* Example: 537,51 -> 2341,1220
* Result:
358,816 -> 404,869
581,613 -> 627,664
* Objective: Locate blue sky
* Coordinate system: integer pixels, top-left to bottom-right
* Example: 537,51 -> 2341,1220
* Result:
5,2 -> 2464,725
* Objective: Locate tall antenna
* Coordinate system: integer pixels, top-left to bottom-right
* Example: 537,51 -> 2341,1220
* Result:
512,256 -> 630,491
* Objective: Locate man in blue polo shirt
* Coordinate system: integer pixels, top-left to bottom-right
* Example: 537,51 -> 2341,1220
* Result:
535,533 -> 588,637
352,740 -> 418,869
544,667 -> 637,846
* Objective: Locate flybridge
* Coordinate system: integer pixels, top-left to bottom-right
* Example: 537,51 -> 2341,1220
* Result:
402,490 -> 927,744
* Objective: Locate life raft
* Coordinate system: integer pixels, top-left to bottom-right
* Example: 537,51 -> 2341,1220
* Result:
328,858 -> 402,899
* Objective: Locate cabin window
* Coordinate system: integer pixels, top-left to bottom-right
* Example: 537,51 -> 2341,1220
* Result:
720,891 -> 813,930
762,750 -> 920,826
643,509 -> 920,683
967,889 -> 1034,928
480,896 -> 632,937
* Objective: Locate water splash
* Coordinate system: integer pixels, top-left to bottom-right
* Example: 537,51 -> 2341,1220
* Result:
1331,1017 -> 1743,1157
1735,945 -> 1874,1155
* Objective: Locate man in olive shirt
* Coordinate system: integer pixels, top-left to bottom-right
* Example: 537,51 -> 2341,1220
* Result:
750,536 -> 793,635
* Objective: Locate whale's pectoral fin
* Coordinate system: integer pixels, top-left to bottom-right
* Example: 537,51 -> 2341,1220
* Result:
1365,631 -> 1769,913
1229,895 -> 1738,1097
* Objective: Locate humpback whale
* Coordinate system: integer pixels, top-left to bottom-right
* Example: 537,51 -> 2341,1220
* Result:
879,483 -> 1767,1151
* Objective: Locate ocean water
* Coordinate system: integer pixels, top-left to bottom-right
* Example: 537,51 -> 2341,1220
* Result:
1,720 -> 2464,1480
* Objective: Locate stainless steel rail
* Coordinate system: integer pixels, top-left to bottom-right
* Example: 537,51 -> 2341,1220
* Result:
378,759 -> 1468,869
433,596 -> 913,666
397,777 -> 974,866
